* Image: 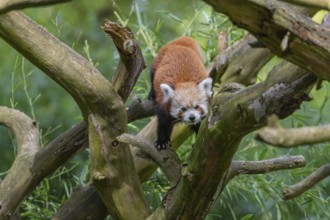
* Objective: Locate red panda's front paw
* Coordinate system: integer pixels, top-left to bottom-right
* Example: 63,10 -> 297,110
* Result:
154,141 -> 171,150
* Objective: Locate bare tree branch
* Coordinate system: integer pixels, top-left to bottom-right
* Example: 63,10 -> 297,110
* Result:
228,156 -> 306,180
0,101 -> 90,220
0,106 -> 39,219
204,0 -> 330,81
282,163 -> 330,200
256,114 -> 330,147
0,0 -> 71,14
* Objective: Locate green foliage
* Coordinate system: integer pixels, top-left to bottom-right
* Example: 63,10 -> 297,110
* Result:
20,159 -> 89,220
0,0 -> 329,219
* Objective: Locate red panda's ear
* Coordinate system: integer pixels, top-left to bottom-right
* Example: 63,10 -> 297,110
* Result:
160,83 -> 174,103
198,77 -> 213,97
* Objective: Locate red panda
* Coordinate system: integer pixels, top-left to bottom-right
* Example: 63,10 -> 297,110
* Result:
149,36 -> 213,150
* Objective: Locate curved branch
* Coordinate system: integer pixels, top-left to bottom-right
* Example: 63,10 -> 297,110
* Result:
228,156 -> 306,180
0,106 -> 39,219
282,163 -> 330,200
0,106 -> 38,154
0,0 -> 71,14
256,115 -> 330,147
204,0 -> 330,81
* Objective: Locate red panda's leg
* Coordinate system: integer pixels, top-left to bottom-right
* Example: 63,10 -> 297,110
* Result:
148,67 -> 156,101
155,108 -> 175,150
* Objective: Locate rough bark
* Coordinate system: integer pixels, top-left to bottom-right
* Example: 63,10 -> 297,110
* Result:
204,0 -> 330,81
210,34 -> 272,85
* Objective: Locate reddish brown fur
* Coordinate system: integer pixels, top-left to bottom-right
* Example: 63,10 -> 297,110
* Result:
152,36 -> 208,107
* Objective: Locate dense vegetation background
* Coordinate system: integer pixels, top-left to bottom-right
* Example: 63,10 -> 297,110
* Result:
0,0 -> 329,219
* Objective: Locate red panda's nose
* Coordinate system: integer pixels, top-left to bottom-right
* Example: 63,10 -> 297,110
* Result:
189,114 -> 196,121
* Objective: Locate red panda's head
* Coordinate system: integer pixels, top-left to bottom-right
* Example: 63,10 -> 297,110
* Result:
160,77 -> 213,125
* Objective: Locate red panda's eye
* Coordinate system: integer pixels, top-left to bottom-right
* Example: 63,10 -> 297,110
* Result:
195,105 -> 200,109
181,107 -> 187,112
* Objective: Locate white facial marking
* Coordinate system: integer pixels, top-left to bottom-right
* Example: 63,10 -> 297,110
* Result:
183,109 -> 201,125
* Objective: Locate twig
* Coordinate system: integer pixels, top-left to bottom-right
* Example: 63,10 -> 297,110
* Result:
282,163 -> 330,200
